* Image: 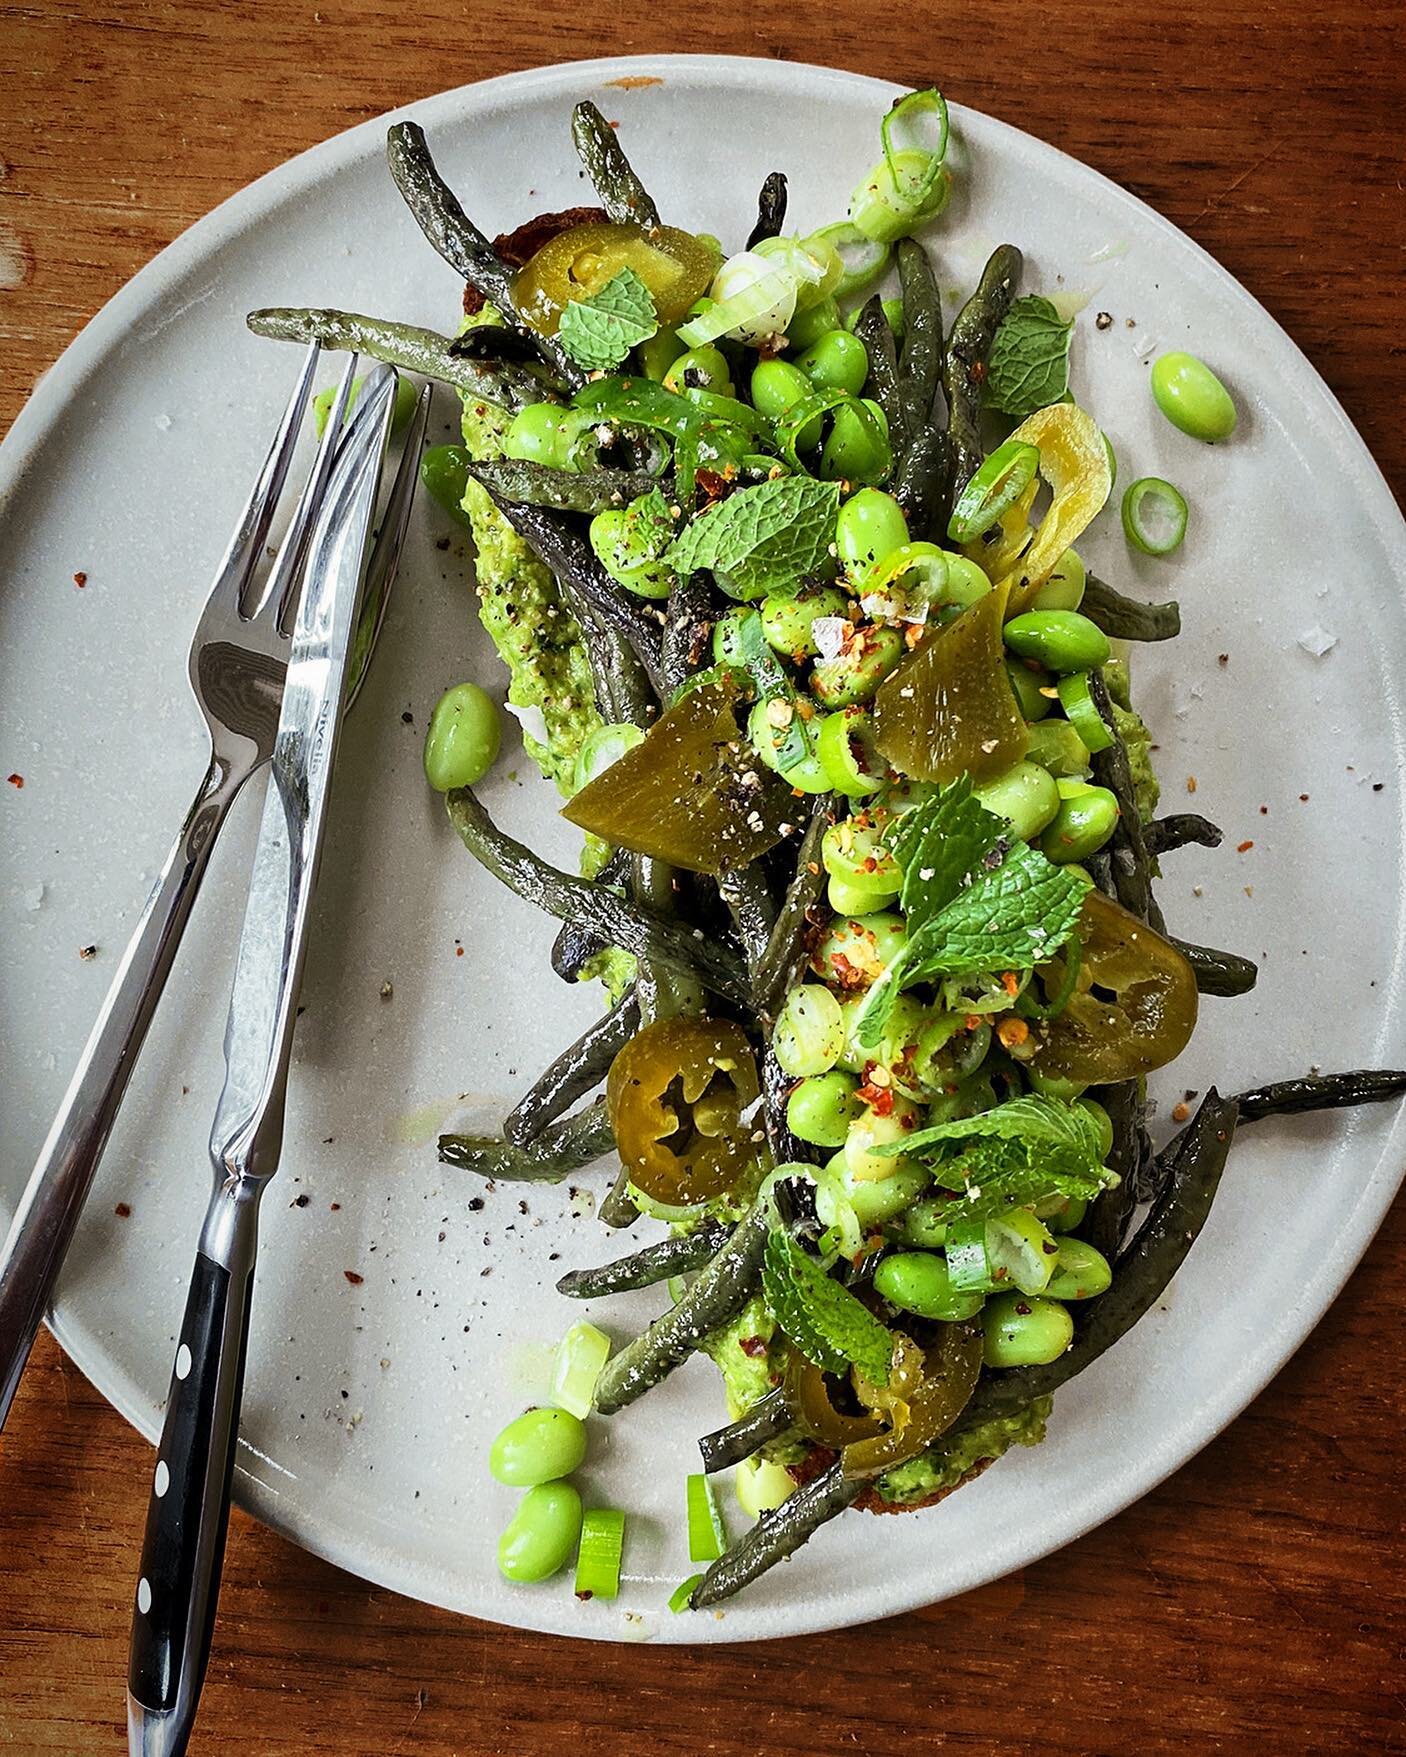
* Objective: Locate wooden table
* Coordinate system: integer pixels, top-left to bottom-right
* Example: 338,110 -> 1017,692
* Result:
2,6 -> 1404,1753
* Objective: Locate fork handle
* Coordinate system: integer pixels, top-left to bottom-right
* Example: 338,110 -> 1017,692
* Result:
127,1177 -> 261,1757
0,753 -> 252,1432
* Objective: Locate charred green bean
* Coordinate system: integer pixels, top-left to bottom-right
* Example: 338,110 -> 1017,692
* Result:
556,1220 -> 734,1298
439,1097 -> 615,1182
943,244 -> 1022,495
570,100 -> 663,229
504,989 -> 641,1146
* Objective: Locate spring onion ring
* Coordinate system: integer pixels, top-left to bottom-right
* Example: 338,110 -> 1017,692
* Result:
1122,475 -> 1189,556
947,440 -> 1042,544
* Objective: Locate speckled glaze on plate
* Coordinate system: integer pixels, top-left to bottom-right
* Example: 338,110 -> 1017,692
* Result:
2,55 -> 1404,1643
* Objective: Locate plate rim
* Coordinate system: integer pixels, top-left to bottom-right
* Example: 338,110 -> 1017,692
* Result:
6,50 -> 1406,1642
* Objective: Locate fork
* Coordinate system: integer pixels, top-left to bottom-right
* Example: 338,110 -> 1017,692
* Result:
0,350 -> 430,1431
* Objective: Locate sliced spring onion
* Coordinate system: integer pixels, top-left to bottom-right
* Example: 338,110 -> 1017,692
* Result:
669,1573 -> 705,1613
574,1507 -> 626,1600
1056,672 -> 1115,754
677,253 -> 797,347
985,1209 -> 1058,1296
882,88 -> 950,183
849,150 -> 952,244
678,385 -> 774,442
550,1319 -> 613,1418
686,1472 -> 729,1562
803,222 -> 892,302
816,710 -> 886,798
860,541 -> 951,616
753,233 -> 844,310
774,387 -> 887,475
1121,475 -> 1188,556
944,1216 -> 996,1293
947,440 -> 1043,544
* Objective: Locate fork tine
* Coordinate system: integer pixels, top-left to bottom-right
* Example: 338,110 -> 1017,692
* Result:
212,340 -> 320,616
346,382 -> 431,708
246,351 -> 360,628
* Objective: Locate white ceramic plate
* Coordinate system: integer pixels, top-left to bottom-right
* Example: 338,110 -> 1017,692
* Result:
2,55 -> 1404,1644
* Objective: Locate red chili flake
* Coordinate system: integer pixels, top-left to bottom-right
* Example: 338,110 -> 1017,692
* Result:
1237,840 -> 1254,853
7,773 -> 23,788
1000,970 -> 1020,999
1299,793 -> 1310,802
963,1013 -> 983,1031
330,1202 -> 341,1211
114,1202 -> 132,1219
738,1335 -> 768,1358
855,1079 -> 895,1115
455,946 -> 464,957
829,952 -> 868,992
344,1269 -> 364,1285
73,571 -> 88,588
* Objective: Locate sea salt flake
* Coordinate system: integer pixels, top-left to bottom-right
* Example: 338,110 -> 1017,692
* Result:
1297,625 -> 1338,658
811,616 -> 850,660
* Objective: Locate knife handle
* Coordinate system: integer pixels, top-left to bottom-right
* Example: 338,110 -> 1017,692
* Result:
0,754 -> 249,1435
127,1180 -> 260,1757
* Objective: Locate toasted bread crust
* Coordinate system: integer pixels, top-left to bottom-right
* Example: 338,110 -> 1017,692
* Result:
462,207 -> 608,314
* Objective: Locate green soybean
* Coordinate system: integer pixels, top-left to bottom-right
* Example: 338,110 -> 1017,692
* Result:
1046,1236 -> 1113,1301
821,819 -> 901,892
794,330 -> 869,395
489,1406 -> 588,1486
713,606 -> 757,667
589,507 -> 674,600
786,296 -> 841,352
760,584 -> 851,662
1039,783 -> 1119,862
875,1251 -> 986,1322
835,488 -> 909,580
751,359 -> 821,448
419,444 -> 474,528
1004,611 -> 1111,674
636,323 -> 682,380
809,625 -> 904,707
982,1293 -> 1074,1367
503,401 -> 575,467
314,371 -> 418,440
814,911 -> 907,978
819,1153 -> 930,1226
1078,1097 -> 1115,1160
664,345 -> 734,397
1031,548 -> 1086,612
894,1195 -> 951,1248
820,398 -> 889,485
974,760 -> 1061,842
827,872 -> 900,915
942,554 -> 994,609
773,984 -> 845,1077
787,1070 -> 865,1147
497,1481 -> 583,1583
423,682 -> 502,792
1023,719 -> 1092,779
1005,658 -> 1054,722
1150,350 -> 1238,442
747,699 -> 830,792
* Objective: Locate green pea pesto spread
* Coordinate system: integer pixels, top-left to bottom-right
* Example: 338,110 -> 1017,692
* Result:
872,1398 -> 1051,1505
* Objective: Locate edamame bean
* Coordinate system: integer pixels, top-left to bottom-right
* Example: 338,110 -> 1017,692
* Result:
746,699 -> 830,792
713,606 -> 755,667
664,345 -> 734,396
1006,658 -> 1053,722
636,323 -> 682,381
497,1480 -> 583,1583
503,401 -> 574,466
589,507 -> 674,599
809,625 -> 904,707
773,984 -> 845,1077
1031,548 -> 1087,612
1003,611 -> 1111,674
786,296 -> 842,352
794,329 -> 869,395
1045,1237 -> 1113,1301
828,872 -> 902,916
981,1293 -> 1074,1367
844,1094 -> 921,1180
751,359 -> 821,448
1027,1068 -> 1088,1101
821,398 -> 889,485
760,584 -> 851,662
894,1196 -> 951,1248
419,444 -> 473,527
736,1455 -> 795,1517
423,682 -> 503,792
974,760 -> 1061,842
314,372 -> 418,440
1039,783 -> 1119,862
835,488 -> 909,580
1150,350 -> 1238,443
821,819 -> 901,893
489,1406 -> 588,1486
787,1070 -> 865,1146
1023,719 -> 1092,779
941,554 -> 994,610
813,911 -> 908,986
875,1251 -> 986,1322
1078,1098 -> 1114,1161
819,1152 -> 930,1225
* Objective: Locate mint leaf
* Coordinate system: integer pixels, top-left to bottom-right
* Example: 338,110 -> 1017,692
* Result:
557,268 -> 659,371
905,843 -> 1089,980
895,1095 -> 1110,1162
666,476 -> 842,597
885,778 -> 1007,928
984,295 -> 1073,418
762,1229 -> 894,1385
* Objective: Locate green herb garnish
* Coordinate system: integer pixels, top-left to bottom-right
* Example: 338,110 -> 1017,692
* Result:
984,295 -> 1074,418
666,476 -> 842,598
558,268 -> 659,371
762,1229 -> 894,1385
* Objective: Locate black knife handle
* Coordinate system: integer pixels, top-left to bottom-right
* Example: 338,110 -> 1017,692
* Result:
128,1184 -> 259,1756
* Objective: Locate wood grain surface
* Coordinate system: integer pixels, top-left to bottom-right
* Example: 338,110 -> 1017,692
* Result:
2,4 -> 1404,1753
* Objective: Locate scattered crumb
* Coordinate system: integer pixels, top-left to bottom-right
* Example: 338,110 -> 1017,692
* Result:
1186,776 -> 1198,794
7,773 -> 23,788
1299,793 -> 1309,802
291,1193 -> 310,1208
73,571 -> 87,588
1171,1102 -> 1191,1123
330,1201 -> 341,1211
380,980 -> 393,1000
1258,805 -> 1268,815
1217,653 -> 1229,666
1095,311 -> 1113,330
401,710 -> 414,725
78,944 -> 98,960
1297,625 -> 1337,657
1372,782 -> 1385,793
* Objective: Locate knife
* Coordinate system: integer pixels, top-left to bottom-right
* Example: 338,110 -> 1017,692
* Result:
125,364 -> 398,1757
